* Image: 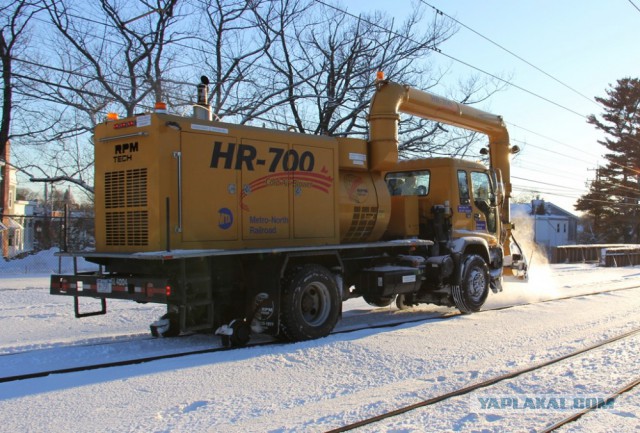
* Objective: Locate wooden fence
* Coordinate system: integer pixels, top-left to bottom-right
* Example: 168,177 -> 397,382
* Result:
553,244 -> 640,267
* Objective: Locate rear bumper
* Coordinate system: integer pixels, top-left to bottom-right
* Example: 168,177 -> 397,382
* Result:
50,273 -> 170,304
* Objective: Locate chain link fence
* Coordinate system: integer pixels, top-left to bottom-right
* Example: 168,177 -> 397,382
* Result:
1,214 -> 97,275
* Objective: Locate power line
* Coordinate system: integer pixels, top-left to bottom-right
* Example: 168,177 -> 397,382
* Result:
628,0 -> 640,14
513,139 -> 597,166
315,0 -> 589,120
515,163 -> 588,182
512,185 -> 640,208
512,176 -> 586,192
507,122 -> 600,158
418,0 -> 600,109
26,0 -> 591,124
12,0 -> 610,172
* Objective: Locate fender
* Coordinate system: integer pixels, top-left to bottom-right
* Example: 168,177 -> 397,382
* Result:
448,236 -> 491,286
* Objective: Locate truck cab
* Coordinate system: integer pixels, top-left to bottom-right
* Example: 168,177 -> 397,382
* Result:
382,157 -> 508,310
385,158 -> 502,243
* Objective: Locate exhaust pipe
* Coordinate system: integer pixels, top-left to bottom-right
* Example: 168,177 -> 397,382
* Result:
194,75 -> 212,121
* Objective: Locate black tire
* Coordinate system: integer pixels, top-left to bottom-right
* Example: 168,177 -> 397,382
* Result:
280,265 -> 341,341
363,294 -> 396,308
452,254 -> 489,313
150,312 -> 180,337
395,294 -> 411,310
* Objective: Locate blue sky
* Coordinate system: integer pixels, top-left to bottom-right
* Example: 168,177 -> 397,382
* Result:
348,0 -> 640,212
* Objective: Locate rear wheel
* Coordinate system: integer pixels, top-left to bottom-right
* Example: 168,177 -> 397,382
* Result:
280,265 -> 340,341
452,255 -> 489,313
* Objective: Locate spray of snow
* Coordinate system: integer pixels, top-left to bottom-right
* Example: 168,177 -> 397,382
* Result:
487,213 -> 560,308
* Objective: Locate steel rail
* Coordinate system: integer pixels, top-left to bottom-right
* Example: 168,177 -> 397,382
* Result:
324,327 -> 640,432
539,377 -> 640,433
2,284 -> 640,384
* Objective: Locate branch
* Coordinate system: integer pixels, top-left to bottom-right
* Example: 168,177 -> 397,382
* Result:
30,176 -> 94,194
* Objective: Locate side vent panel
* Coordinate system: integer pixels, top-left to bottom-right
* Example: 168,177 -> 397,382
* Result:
343,206 -> 378,243
104,169 -> 149,246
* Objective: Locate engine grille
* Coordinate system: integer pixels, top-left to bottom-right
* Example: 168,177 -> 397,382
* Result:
104,169 -> 148,246
343,206 -> 378,242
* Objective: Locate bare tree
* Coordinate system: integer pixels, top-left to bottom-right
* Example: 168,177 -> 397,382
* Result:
9,0 -> 181,194
0,1 -> 44,214
178,0 -> 282,121
5,0 -> 509,202
249,1 -> 506,159
253,0 -> 451,135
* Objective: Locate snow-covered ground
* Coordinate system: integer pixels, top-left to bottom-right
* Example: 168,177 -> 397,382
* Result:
1,262 -> 640,432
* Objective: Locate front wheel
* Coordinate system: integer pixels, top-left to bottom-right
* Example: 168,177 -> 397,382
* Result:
280,265 -> 341,341
451,255 -> 489,313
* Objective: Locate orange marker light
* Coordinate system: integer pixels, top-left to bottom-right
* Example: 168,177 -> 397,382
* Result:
106,112 -> 119,121
155,102 -> 167,113
376,71 -> 385,81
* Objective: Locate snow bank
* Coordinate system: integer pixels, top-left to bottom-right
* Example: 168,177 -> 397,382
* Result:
0,249 -> 97,277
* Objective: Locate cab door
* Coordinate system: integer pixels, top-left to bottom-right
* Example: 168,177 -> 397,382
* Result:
469,171 -> 497,235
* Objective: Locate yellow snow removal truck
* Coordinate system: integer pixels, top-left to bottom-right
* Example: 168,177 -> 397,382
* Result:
51,74 -> 527,346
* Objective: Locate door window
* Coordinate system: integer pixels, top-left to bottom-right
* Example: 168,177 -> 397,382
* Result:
458,170 -> 470,204
470,171 -> 497,233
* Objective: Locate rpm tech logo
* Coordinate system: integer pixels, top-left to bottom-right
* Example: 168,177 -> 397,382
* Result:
113,141 -> 139,163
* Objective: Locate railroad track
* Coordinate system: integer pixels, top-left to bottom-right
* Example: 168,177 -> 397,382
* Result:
2,283 -> 639,384
324,326 -> 640,432
538,377 -> 640,432
0,332 -> 154,357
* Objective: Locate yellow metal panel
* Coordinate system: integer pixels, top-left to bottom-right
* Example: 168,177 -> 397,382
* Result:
293,143 -> 335,239
94,114 -> 179,252
240,139 -> 291,240
387,196 -> 419,238
181,131 -> 239,242
336,137 -> 368,171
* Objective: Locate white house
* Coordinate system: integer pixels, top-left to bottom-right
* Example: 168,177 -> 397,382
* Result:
511,199 -> 578,250
1,165 -> 39,258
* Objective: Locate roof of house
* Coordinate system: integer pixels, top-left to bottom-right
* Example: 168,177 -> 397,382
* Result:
0,218 -> 23,231
511,201 -> 578,220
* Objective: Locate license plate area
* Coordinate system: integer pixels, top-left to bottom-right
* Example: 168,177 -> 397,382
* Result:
97,278 -> 113,294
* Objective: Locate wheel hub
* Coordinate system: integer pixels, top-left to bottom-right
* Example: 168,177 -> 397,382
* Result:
300,283 -> 330,326
469,270 -> 486,301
